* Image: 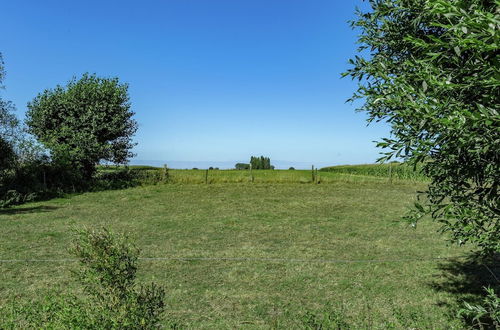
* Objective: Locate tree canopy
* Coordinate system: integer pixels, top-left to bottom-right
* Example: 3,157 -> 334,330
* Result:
346,0 -> 499,255
250,156 -> 274,170
235,163 -> 250,170
0,53 -> 18,172
26,74 -> 138,179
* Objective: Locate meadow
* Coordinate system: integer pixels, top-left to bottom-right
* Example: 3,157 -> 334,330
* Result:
98,163 -> 427,186
1,168 -> 488,328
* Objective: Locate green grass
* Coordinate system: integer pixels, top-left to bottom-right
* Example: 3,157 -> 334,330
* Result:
320,163 -> 428,182
0,179 -> 469,328
130,168 -> 419,185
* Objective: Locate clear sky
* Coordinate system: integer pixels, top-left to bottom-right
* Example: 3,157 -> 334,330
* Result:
1,0 -> 388,169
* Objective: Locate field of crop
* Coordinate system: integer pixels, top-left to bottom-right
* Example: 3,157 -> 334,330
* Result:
1,173 -> 489,328
320,163 -> 428,182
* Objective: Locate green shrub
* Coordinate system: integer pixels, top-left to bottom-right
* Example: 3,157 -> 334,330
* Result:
235,163 -> 250,170
460,287 -> 500,329
2,227 -> 166,329
71,227 -> 165,329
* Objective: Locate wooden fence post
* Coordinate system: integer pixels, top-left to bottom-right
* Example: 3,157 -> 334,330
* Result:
205,169 -> 209,184
162,164 -> 168,182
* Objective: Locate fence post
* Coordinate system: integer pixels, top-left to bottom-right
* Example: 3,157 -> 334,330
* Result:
250,164 -> 254,183
205,169 -> 209,184
312,165 -> 315,183
162,164 -> 168,182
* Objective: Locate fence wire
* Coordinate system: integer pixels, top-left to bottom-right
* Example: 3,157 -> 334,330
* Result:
0,255 -> 472,264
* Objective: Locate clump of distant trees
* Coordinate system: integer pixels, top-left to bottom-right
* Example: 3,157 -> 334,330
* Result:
0,53 -> 137,207
234,163 -> 249,170
250,156 -> 274,170
235,157 -> 274,170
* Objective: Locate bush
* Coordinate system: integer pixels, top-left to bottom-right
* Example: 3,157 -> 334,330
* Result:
235,163 -> 250,170
346,0 -> 499,257
2,227 -> 166,329
460,287 -> 500,329
71,227 -> 165,328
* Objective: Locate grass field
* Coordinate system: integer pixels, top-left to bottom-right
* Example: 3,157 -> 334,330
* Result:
0,174 -> 481,328
99,165 -> 426,186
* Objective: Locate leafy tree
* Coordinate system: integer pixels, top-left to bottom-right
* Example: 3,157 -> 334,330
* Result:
0,53 -> 18,173
249,156 -> 273,169
235,163 -> 250,170
346,0 -> 499,256
26,74 -> 138,180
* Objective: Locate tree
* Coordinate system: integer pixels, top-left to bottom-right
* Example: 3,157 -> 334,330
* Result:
249,156 -> 273,169
346,0 -> 499,255
0,53 -> 19,173
235,163 -> 250,170
26,74 -> 138,180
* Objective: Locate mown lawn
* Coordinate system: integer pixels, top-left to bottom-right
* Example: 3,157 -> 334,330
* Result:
0,180 -> 470,328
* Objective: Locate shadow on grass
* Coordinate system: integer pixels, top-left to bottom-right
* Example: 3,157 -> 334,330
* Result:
430,253 -> 500,326
0,205 -> 60,215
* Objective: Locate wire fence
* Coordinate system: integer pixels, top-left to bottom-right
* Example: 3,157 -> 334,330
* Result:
0,254 -> 473,264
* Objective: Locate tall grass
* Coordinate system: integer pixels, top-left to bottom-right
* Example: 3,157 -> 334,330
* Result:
320,163 -> 427,182
106,168 -> 421,185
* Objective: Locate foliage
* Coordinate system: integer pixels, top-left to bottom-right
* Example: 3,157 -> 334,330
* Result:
460,287 -> 500,329
289,167 -> 295,170
0,53 -> 19,173
235,163 -> 250,170
26,73 -> 138,180
345,0 -> 500,256
92,167 -> 166,190
2,227 -> 166,329
0,52 -> 52,206
0,137 -> 15,173
71,227 -> 165,328
250,156 -> 273,170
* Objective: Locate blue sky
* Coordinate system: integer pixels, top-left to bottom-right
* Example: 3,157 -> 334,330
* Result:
1,0 -> 388,169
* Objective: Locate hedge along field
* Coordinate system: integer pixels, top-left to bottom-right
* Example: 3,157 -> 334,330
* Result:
0,179 -> 474,328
